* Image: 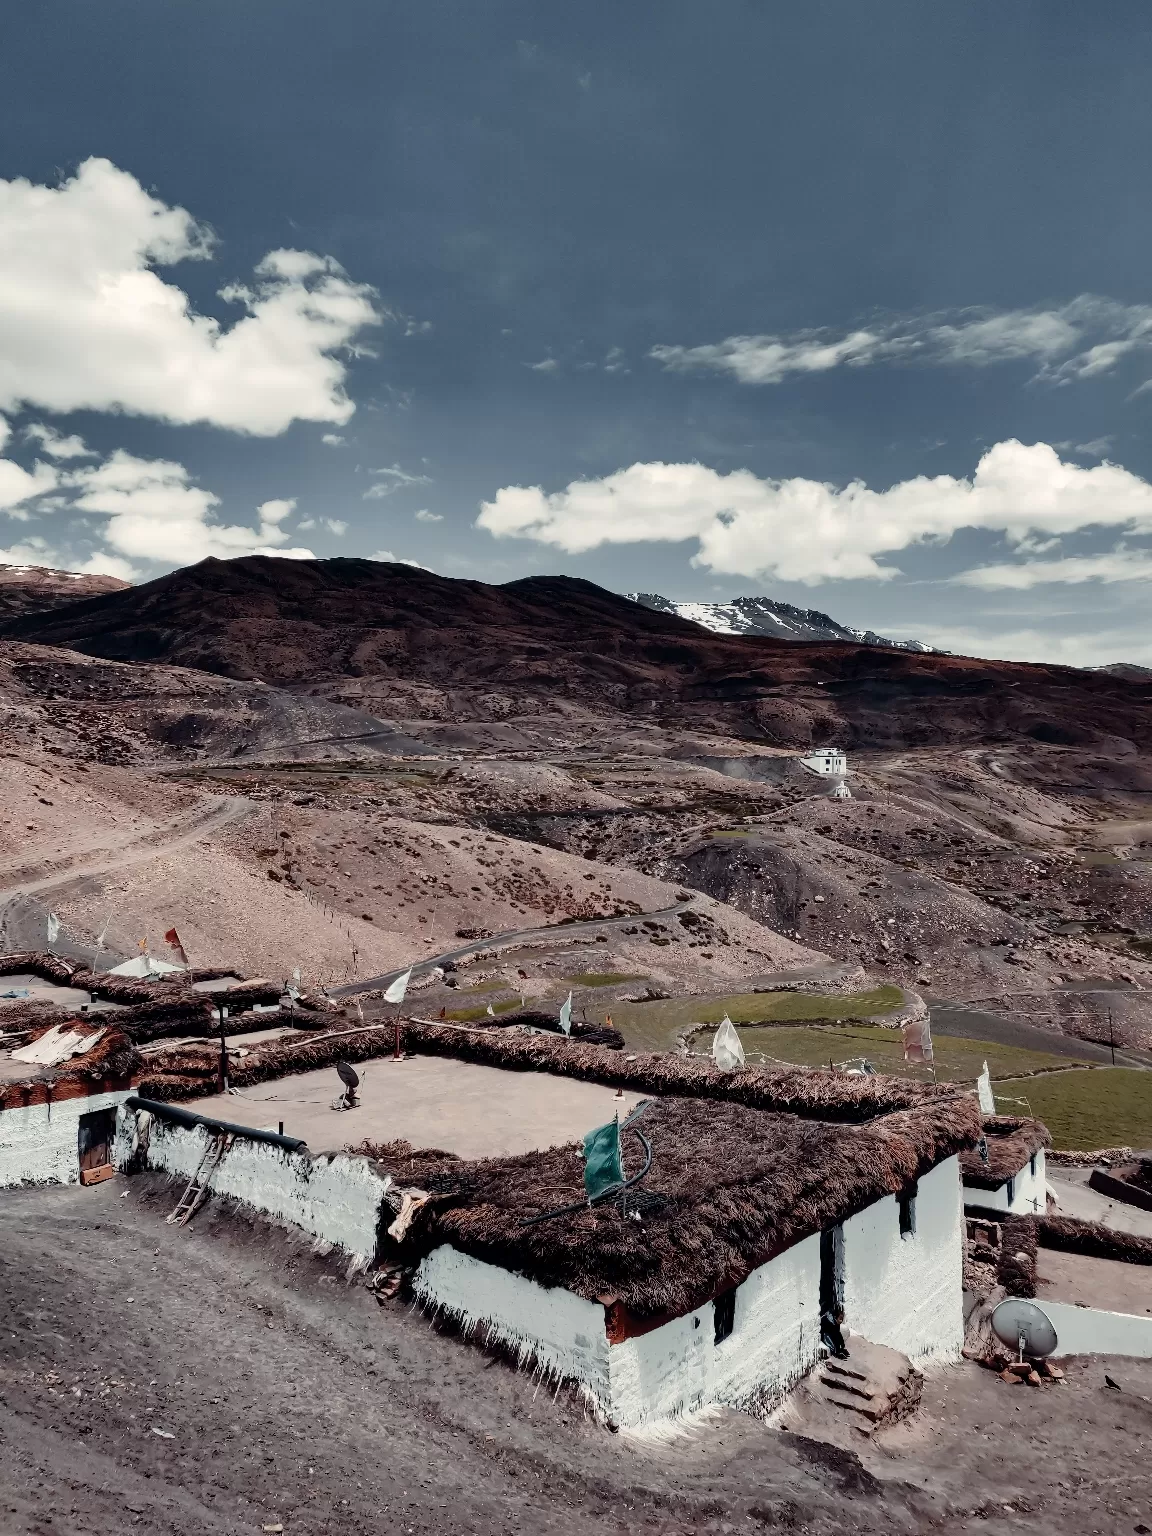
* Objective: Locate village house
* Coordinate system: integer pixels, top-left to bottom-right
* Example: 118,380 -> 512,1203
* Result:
960,1115 -> 1051,1216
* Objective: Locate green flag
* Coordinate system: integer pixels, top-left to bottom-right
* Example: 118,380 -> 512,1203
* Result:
582,1117 -> 623,1202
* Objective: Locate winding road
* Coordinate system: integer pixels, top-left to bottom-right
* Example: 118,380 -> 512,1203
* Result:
328,898 -> 696,997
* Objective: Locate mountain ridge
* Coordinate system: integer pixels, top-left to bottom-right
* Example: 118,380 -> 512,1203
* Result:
3,554 -> 1151,752
626,591 -> 940,652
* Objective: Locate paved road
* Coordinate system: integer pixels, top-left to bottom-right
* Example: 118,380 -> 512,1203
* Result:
329,898 -> 695,997
928,999 -> 1152,1071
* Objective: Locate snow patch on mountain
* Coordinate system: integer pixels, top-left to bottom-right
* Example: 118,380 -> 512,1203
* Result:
626,593 -> 940,652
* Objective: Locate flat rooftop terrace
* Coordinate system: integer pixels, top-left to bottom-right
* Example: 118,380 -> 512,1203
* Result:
192,1054 -> 645,1159
1036,1247 -> 1152,1317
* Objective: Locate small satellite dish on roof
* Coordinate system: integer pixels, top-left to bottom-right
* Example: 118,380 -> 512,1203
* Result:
990,1298 -> 1058,1359
333,1060 -> 360,1111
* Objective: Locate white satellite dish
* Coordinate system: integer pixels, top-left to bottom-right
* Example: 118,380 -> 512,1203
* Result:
990,1298 -> 1058,1359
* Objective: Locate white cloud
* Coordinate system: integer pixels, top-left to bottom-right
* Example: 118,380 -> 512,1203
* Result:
651,296 -> 1152,389
22,422 -> 95,459
0,535 -> 55,567
477,440 -> 1152,584
526,358 -> 559,373
0,448 -> 56,513
414,508 -> 442,522
953,548 -> 1152,590
321,433 -> 347,447
297,516 -> 347,535
910,621 -> 1152,670
371,549 -> 432,570
363,463 -> 433,499
0,158 -> 381,436
68,453 -> 315,567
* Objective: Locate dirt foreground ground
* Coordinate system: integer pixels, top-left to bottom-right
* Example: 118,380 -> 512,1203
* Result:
2,1181 -> 1150,1536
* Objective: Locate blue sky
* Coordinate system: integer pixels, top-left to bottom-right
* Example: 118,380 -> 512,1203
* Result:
3,2 -> 1152,664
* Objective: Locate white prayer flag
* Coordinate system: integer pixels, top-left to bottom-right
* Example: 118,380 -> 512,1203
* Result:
46,912 -> 60,945
384,968 -> 412,1004
486,1003 -> 495,1018
976,1061 -> 996,1115
712,1015 -> 745,1072
558,992 -> 573,1035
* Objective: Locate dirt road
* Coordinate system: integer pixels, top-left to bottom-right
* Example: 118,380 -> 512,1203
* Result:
329,898 -> 695,998
2,1180 -> 1150,1536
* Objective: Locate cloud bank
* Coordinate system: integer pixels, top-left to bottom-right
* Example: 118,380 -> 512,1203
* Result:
651,296 -> 1152,389
0,158 -> 381,435
477,440 -> 1152,585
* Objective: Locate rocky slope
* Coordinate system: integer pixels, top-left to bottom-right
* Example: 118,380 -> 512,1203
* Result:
5,556 -> 1152,753
0,563 -> 129,620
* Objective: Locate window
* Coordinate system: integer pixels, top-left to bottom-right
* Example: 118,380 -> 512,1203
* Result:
713,1288 -> 736,1344
1006,1176 -> 1016,1205
898,1183 -> 918,1238
1029,1153 -> 1037,1177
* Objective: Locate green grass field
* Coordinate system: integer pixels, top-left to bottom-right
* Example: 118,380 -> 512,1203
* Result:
443,998 -> 521,1023
611,985 -> 906,1052
993,1068 -> 1152,1151
728,1022 -> 1075,1085
563,972 -> 646,988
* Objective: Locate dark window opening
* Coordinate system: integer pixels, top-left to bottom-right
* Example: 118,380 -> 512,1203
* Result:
1029,1153 -> 1037,1177
1006,1176 -> 1016,1205
713,1288 -> 736,1344
898,1183 -> 918,1238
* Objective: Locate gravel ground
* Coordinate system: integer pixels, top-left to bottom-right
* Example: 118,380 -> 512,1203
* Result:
2,1180 -> 1151,1536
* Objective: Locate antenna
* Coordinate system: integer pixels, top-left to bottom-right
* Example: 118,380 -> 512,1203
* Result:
990,1298 -> 1058,1360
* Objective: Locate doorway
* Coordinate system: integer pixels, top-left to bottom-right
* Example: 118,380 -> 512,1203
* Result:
77,1108 -> 116,1186
819,1225 -> 844,1320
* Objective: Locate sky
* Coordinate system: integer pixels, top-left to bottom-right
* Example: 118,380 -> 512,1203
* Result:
3,2 -> 1152,666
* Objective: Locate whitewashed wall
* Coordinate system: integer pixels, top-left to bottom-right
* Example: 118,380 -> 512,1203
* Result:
964,1148 -> 1046,1215
0,1090 -> 130,1188
608,1233 -> 822,1426
128,1114 -> 391,1268
413,1246 -> 612,1404
840,1155 -> 964,1362
1035,1299 -> 1152,1358
414,1233 -> 822,1428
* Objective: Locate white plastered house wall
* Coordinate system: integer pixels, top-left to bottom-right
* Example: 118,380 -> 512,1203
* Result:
414,1155 -> 967,1426
120,1112 -> 392,1269
839,1155 -> 965,1362
0,1089 -> 131,1188
963,1147 -> 1046,1216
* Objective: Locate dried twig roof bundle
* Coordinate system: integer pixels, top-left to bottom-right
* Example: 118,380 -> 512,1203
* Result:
960,1116 -> 1051,1190
360,1091 -> 980,1319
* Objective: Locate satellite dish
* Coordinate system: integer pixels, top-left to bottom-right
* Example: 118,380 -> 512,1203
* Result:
337,1061 -> 360,1090
990,1298 -> 1058,1359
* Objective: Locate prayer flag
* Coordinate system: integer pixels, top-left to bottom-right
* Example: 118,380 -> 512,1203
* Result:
46,912 -> 60,945
582,1117 -> 623,1202
558,991 -> 573,1035
164,927 -> 190,966
712,1015 -> 745,1071
977,1061 -> 996,1115
384,967 -> 412,1004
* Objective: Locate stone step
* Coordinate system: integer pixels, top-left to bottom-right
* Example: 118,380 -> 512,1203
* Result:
820,1385 -> 887,1422
819,1371 -> 876,1402
823,1358 -> 870,1384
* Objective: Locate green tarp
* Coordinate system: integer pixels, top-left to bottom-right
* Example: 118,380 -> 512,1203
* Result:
582,1117 -> 623,1202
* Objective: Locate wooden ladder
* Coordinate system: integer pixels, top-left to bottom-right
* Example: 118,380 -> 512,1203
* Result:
166,1131 -> 232,1227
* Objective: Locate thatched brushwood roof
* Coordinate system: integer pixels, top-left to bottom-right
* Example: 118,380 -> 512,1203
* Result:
960,1116 -> 1051,1190
359,1091 -> 980,1320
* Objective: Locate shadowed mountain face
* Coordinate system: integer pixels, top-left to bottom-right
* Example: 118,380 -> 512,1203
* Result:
4,555 -> 1152,750
0,563 -> 129,620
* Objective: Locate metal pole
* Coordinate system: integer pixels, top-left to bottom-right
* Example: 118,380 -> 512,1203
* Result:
393,1001 -> 402,1061
219,1006 -> 230,1092
1109,1009 -> 1116,1067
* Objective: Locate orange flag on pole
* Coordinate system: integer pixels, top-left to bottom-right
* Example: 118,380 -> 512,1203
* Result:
164,927 -> 190,967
